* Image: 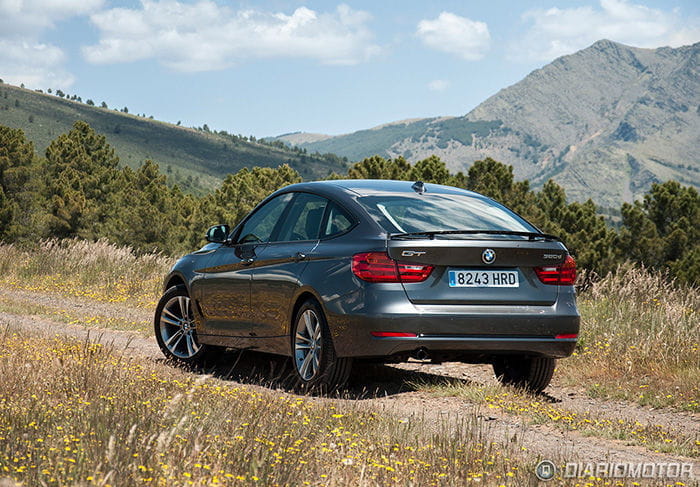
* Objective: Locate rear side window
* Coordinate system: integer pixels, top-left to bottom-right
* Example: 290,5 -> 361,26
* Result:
321,202 -> 353,238
358,194 -> 536,234
276,193 -> 328,241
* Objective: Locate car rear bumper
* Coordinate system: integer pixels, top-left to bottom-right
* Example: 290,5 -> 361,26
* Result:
360,334 -> 577,359
326,298 -> 580,359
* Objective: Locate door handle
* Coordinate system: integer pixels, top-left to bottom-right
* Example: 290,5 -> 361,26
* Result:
294,252 -> 306,262
240,258 -> 255,265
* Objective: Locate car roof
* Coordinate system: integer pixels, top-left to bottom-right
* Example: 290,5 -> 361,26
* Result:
286,179 -> 481,198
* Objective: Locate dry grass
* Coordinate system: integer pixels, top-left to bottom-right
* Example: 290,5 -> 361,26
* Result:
0,239 -> 696,412
0,239 -> 174,309
0,240 -> 696,411
560,266 -> 699,411
1,239 -> 698,485
415,380 -> 699,458
0,294 -> 151,335
416,266 -> 699,445
0,328 -> 533,487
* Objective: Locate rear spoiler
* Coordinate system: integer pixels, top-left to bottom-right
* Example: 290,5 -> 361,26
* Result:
389,230 -> 562,241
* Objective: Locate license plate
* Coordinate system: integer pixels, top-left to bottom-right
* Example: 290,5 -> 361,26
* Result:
448,270 -> 519,288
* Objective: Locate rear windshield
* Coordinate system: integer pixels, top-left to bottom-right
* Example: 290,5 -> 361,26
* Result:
358,193 -> 537,235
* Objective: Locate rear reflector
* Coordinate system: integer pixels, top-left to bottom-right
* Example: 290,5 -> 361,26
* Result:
534,255 -> 577,285
555,333 -> 578,339
352,252 -> 433,283
371,332 -> 418,338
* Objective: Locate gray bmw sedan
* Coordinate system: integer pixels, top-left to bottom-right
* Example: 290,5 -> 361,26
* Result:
154,180 -> 579,391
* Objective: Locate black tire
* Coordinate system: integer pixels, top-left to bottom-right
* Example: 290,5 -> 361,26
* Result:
291,299 -> 352,392
492,356 -> 556,393
154,285 -> 219,366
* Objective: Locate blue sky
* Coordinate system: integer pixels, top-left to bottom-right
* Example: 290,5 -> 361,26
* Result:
1,0 -> 699,137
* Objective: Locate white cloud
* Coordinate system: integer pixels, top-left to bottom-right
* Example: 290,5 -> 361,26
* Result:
82,1 -> 380,71
0,0 -> 103,87
0,0 -> 103,35
0,40 -> 74,87
427,79 -> 450,91
516,0 -> 700,61
416,12 -> 490,61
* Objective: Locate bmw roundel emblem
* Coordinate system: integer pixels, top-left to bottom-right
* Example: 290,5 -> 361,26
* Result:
482,248 -> 496,264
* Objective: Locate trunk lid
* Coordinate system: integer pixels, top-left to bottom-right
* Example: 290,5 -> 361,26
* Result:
387,238 -> 567,305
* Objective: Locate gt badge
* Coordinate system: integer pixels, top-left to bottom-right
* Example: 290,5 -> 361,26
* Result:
401,250 -> 426,257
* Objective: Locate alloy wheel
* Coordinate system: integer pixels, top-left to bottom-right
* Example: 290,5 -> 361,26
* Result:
159,295 -> 201,359
294,309 -> 322,381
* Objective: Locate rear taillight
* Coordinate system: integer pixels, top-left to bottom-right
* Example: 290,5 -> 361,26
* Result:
534,255 -> 577,285
352,252 -> 433,283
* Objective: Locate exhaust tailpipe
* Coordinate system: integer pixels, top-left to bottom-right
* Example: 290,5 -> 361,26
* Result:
413,348 -> 429,361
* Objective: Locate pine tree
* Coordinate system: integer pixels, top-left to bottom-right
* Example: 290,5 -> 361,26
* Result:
347,155 -> 411,180
408,155 -> 451,185
0,125 -> 46,241
620,181 -> 699,284
44,121 -> 121,238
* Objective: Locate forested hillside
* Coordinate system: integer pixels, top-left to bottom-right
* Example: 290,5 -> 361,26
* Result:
1,122 -> 697,285
0,82 -> 347,194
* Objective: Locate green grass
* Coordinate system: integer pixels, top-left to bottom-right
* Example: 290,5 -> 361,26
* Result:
0,83 -> 347,194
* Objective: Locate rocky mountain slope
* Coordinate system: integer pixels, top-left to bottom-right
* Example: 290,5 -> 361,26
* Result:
279,40 -> 700,207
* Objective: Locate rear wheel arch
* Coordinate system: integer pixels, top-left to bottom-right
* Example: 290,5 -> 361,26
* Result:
289,290 -> 323,339
290,297 -> 352,390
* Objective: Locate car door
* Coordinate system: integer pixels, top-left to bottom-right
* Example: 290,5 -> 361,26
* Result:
194,193 -> 293,340
248,193 -> 331,354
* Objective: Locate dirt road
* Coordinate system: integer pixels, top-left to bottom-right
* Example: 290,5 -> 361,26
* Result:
1,286 -> 698,480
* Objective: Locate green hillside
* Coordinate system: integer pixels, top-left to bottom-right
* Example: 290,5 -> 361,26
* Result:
286,118 -> 504,161
0,82 -> 347,193
296,118 -> 436,161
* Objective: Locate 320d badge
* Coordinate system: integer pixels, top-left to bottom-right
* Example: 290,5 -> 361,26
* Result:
154,180 -> 580,391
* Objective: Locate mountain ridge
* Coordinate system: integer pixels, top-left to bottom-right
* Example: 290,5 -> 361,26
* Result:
276,40 -> 700,207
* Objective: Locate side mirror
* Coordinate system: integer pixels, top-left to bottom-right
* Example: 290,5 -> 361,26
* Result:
205,224 -> 230,243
